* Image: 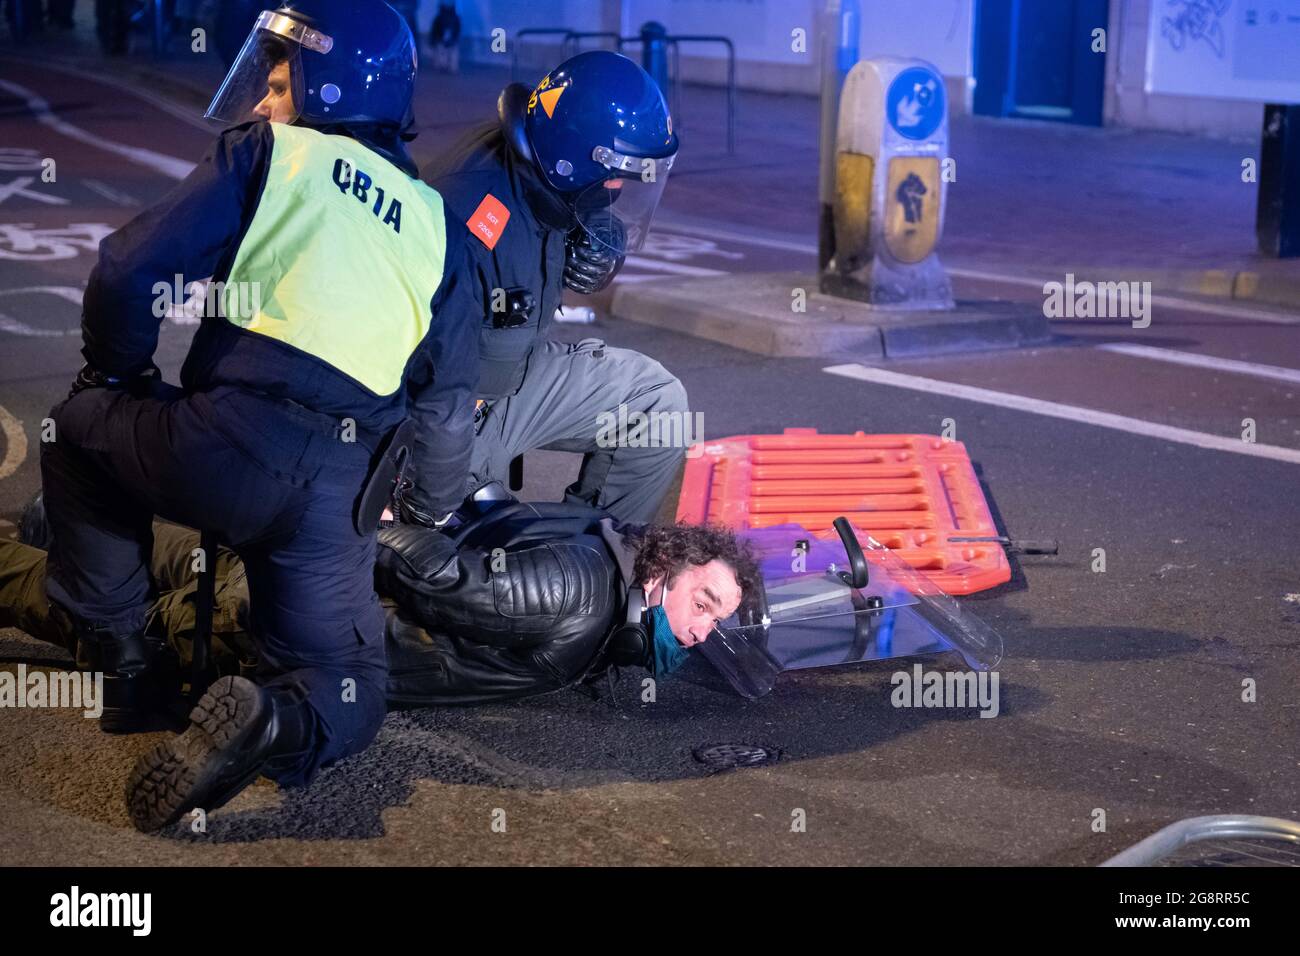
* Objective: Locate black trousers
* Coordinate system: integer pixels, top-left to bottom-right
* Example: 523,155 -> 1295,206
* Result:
39,382 -> 388,786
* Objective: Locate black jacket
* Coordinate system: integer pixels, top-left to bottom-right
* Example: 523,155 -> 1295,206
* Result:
422,121 -> 571,399
82,121 -> 481,519
375,501 -> 635,706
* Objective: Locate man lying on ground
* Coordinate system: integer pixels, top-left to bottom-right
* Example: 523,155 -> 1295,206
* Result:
1,490 -> 761,717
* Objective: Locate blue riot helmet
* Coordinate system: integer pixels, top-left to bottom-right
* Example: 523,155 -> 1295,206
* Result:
206,0 -> 417,129
500,51 -> 679,254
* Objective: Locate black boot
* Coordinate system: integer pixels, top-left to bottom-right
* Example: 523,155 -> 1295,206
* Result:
125,676 -> 315,833
73,625 -> 169,734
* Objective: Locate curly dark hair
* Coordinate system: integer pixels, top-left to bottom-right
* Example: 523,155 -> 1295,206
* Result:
258,33 -> 293,66
626,522 -> 762,618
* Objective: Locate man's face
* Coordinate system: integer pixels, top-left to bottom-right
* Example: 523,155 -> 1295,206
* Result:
253,60 -> 295,123
646,559 -> 743,648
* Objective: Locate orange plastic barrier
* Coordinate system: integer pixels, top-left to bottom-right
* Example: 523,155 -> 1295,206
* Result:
675,428 -> 1010,595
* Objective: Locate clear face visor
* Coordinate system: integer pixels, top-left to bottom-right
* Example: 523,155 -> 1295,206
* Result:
205,10 -> 334,126
570,146 -> 675,255
698,526 -> 1005,700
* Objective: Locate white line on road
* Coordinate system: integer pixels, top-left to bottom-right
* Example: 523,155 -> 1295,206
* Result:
15,58 -> 216,133
955,268 -> 1300,327
611,274 -> 683,284
0,78 -> 196,181
1096,343 -> 1300,386
0,176 -> 68,206
83,178 -> 140,207
0,285 -> 83,303
823,363 -> 1300,466
0,286 -> 84,336
621,256 -> 727,277
655,218 -> 1300,326
0,405 -> 29,480
658,217 -> 816,255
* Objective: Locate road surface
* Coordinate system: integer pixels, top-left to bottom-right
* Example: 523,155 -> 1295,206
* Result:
0,59 -> 1297,866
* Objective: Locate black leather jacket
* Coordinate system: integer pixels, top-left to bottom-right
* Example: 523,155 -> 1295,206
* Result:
375,501 -> 636,706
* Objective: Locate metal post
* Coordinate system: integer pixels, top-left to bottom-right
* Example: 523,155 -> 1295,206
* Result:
639,21 -> 671,96
818,0 -> 859,270
725,38 -> 735,155
1258,104 -> 1300,258
618,29 -> 739,155
152,0 -> 166,58
670,39 -> 682,134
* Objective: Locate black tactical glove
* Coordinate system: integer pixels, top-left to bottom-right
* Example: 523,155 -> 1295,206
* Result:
68,362 -> 161,400
563,219 -> 627,295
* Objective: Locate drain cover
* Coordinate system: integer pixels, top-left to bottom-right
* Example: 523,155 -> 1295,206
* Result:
692,743 -> 782,772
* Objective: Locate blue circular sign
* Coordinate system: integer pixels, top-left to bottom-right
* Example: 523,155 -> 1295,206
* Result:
886,67 -> 945,141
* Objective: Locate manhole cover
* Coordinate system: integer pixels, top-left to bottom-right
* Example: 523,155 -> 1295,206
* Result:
692,743 -> 782,772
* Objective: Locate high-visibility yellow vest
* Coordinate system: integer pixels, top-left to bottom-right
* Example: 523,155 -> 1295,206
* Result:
223,122 -> 447,396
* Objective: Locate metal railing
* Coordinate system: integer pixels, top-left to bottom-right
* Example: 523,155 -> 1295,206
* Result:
660,34 -> 736,155
511,29 -> 624,81
510,28 -> 577,80
1102,815 -> 1300,867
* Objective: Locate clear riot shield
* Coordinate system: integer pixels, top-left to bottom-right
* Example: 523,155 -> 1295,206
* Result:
698,518 -> 1004,699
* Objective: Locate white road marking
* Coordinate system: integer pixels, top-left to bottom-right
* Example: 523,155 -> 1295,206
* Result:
1096,343 -> 1300,386
0,283 -> 201,335
823,363 -> 1300,466
655,218 -> 1300,326
83,178 -> 139,206
0,311 -> 75,336
16,59 -> 216,133
0,222 -> 116,261
0,78 -> 196,181
0,285 -> 83,336
0,285 -> 84,303
958,269 -> 1300,327
639,231 -> 745,262
0,405 -> 29,480
620,256 -> 727,278
657,218 -> 815,255
0,175 -> 68,206
0,146 -> 50,172
611,274 -> 681,284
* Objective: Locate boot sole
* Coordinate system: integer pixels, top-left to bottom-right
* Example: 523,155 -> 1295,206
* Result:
125,676 -> 268,833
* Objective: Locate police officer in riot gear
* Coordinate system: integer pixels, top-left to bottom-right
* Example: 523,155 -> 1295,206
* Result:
39,0 -> 480,832
422,51 -> 687,527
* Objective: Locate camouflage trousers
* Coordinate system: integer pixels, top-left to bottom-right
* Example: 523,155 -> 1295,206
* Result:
0,521 -> 254,680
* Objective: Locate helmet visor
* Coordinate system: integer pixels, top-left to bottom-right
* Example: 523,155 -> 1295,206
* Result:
570,146 -> 675,254
205,11 -> 332,126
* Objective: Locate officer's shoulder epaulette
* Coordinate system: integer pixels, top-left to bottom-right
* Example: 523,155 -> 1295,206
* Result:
465,193 -> 511,251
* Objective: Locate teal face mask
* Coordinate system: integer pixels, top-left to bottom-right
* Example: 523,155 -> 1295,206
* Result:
649,604 -> 691,676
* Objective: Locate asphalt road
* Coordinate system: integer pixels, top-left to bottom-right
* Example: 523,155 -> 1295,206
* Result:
1,60 -> 1297,866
